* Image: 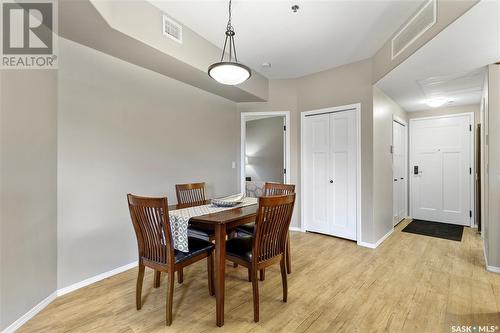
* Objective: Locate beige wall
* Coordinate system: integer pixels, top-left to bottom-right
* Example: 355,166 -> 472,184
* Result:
486,64 -> 500,268
481,69 -> 490,261
407,104 -> 480,124
297,59 -> 376,243
238,80 -> 300,228
57,38 -> 240,289
372,86 -> 408,241
0,70 -> 58,330
239,60 -> 380,243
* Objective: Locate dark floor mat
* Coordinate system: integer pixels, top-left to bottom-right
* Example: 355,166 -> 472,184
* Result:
402,219 -> 464,241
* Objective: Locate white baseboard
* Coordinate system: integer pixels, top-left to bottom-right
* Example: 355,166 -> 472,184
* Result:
289,227 -> 304,232
357,228 -> 394,249
1,291 -> 57,333
1,261 -> 138,333
487,265 -> 500,273
483,244 -> 500,274
57,261 -> 138,297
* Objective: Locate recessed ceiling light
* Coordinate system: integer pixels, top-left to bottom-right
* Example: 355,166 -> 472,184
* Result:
425,98 -> 450,108
261,62 -> 272,68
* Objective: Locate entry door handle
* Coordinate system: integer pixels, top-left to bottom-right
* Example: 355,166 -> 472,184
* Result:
329,180 -> 333,183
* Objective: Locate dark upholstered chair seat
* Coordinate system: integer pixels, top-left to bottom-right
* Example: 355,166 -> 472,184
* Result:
236,222 -> 255,236
187,225 -> 215,241
127,194 -> 214,325
174,237 -> 214,264
226,235 -> 253,262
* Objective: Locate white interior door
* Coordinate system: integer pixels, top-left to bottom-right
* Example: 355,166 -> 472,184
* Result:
304,110 -> 357,240
393,121 -> 407,225
304,113 -> 330,235
410,114 -> 472,226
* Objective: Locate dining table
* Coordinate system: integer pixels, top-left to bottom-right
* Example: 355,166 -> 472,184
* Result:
168,199 -> 259,327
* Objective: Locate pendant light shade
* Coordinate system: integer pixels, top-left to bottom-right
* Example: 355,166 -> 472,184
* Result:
208,0 -> 251,85
208,62 -> 251,85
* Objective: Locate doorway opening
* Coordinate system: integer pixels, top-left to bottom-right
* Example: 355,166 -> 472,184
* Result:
240,112 -> 291,194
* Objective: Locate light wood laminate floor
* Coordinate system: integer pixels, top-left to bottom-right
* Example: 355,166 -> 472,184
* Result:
19,220 -> 500,332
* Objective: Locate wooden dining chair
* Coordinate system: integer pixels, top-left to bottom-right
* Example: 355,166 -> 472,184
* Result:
225,193 -> 296,322
127,194 -> 215,326
175,182 -> 216,282
236,182 -> 295,279
175,182 -> 206,205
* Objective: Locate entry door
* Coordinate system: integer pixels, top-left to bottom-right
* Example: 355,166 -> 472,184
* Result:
304,110 -> 357,240
393,121 -> 406,225
410,115 -> 472,225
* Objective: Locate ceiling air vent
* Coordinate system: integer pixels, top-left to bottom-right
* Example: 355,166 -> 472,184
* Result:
391,0 -> 436,59
162,15 -> 182,43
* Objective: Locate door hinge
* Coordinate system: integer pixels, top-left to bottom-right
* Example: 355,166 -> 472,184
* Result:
284,125 -> 287,131
469,167 -> 472,175
469,210 -> 472,218
283,168 -> 286,174
469,124 -> 472,131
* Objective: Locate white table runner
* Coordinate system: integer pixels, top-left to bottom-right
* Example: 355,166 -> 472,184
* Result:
169,197 -> 258,252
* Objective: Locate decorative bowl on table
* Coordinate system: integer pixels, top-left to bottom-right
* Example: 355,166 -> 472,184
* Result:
211,193 -> 245,207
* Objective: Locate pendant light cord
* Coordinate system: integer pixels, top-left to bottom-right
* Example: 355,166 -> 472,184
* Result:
208,0 -> 251,84
227,0 -> 233,31
220,0 -> 238,63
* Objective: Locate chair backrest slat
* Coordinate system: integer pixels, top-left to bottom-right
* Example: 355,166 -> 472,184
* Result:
253,194 -> 296,264
264,182 -> 295,196
127,194 -> 173,265
175,182 -> 206,205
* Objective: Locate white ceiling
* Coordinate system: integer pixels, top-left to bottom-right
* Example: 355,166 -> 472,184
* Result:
376,0 -> 500,112
149,0 -> 424,79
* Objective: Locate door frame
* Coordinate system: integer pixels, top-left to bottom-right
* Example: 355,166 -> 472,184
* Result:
240,111 -> 291,192
300,103 -> 361,242
392,115 -> 408,225
409,112 -> 475,227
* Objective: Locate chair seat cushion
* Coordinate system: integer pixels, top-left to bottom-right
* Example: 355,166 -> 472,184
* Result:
175,237 -> 214,264
236,222 -> 255,235
188,225 -> 215,241
226,235 -> 253,262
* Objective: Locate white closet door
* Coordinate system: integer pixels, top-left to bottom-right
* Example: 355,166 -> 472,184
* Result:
410,115 -> 471,225
304,113 -> 331,235
329,110 -> 357,240
393,121 -> 407,224
304,110 -> 357,240
398,123 -> 407,219
393,122 -> 401,223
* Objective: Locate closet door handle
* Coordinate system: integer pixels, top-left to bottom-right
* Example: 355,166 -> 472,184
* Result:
329,180 -> 333,183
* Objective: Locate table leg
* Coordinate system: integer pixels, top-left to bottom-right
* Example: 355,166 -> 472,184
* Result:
215,224 -> 226,327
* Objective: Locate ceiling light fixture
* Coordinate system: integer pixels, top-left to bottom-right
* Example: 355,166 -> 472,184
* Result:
425,98 -> 450,108
208,0 -> 251,85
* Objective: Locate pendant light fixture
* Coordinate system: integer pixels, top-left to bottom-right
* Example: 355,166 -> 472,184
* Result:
208,0 -> 251,85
